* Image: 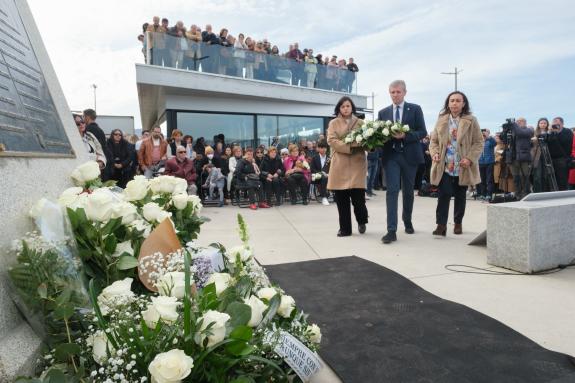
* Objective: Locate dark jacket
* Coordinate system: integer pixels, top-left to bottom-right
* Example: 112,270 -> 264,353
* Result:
261,156 -> 284,177
377,102 -> 427,165
512,126 -> 534,162
234,158 -> 259,184
347,63 -> 359,73
311,153 -> 331,173
106,139 -> 133,169
547,127 -> 574,159
198,156 -> 223,170
201,31 -> 220,45
164,157 -> 197,185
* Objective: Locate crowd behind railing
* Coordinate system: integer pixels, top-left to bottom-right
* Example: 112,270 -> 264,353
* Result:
137,17 -> 359,93
73,109 -> 575,212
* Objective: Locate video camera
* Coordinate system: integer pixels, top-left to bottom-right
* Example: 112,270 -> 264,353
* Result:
500,118 -> 517,164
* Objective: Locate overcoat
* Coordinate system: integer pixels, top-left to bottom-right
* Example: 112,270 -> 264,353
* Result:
326,115 -> 367,190
429,114 -> 484,186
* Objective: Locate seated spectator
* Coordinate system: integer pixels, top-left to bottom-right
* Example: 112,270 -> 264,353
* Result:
107,129 -> 134,188
311,140 -> 330,205
228,145 -> 243,194
183,134 -> 195,159
280,147 -> 289,161
255,147 -> 265,168
283,143 -> 310,205
169,129 -> 184,158
135,130 -> 150,151
203,163 -> 225,206
165,145 -> 197,195
234,147 -> 270,210
74,114 -> 106,170
194,137 -> 206,156
260,146 -> 284,206
138,126 -> 168,179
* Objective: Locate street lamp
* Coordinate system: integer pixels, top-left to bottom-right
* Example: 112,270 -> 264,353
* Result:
91,84 -> 97,111
441,67 -> 463,91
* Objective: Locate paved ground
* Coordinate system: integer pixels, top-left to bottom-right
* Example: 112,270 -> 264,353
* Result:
198,192 -> 575,380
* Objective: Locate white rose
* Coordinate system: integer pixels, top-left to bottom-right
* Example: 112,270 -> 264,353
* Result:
365,127 -> 374,137
307,324 -> 322,344
149,177 -> 167,195
355,135 -> 363,143
148,349 -> 194,383
28,198 -> 48,219
157,271 -> 187,299
71,161 -> 101,185
173,178 -> 188,195
124,175 -> 149,201
188,195 -> 202,214
206,272 -> 232,296
256,287 -> 278,301
110,201 -> 139,224
382,128 -> 390,136
277,295 -> 295,318
226,245 -> 252,264
385,120 -> 393,126
403,124 -> 410,132
344,136 -> 353,144
130,219 -> 152,238
85,190 -> 115,222
172,194 -> 189,210
245,295 -> 267,327
195,310 -> 230,348
87,331 -> 115,365
143,202 -> 172,223
142,296 -> 181,328
57,187 -> 84,208
97,278 -> 135,315
112,240 -> 133,258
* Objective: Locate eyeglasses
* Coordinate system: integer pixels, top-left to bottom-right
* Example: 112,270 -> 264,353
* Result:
75,121 -> 84,126
177,151 -> 186,154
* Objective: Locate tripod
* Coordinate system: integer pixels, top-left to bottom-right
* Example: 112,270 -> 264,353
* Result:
534,138 -> 558,192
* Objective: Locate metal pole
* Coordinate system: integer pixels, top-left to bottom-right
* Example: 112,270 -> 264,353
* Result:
92,84 -> 97,111
371,92 -> 375,121
454,67 -> 458,91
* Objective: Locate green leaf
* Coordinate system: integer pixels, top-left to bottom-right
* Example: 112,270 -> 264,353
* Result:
53,304 -> 74,320
37,283 -> 48,299
225,302 -> 251,328
54,343 -> 81,362
116,255 -> 139,270
226,340 -> 255,356
230,377 -> 255,383
103,234 -> 117,254
44,368 -> 67,383
55,288 -> 72,306
229,325 -> 253,341
257,294 -> 281,330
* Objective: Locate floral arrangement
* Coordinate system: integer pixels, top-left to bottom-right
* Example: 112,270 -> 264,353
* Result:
343,120 -> 411,150
8,162 -> 322,383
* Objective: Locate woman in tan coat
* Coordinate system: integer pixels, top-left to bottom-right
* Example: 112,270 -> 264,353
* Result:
327,96 -> 368,237
429,91 -> 483,236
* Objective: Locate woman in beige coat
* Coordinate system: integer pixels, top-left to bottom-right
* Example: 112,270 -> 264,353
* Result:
429,91 -> 483,236
327,96 -> 368,237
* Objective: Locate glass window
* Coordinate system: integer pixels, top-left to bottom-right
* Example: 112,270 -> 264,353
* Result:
277,116 -> 323,147
176,112 -> 254,148
257,115 -> 278,147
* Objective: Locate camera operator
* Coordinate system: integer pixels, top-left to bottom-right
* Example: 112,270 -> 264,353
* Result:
511,118 -> 534,199
477,129 -> 496,201
546,117 -> 573,190
502,118 -> 534,200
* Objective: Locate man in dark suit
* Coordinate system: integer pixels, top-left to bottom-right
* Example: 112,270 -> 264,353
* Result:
377,80 -> 427,244
310,140 -> 331,205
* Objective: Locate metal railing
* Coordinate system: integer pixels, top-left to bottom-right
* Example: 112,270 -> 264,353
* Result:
144,31 -> 357,93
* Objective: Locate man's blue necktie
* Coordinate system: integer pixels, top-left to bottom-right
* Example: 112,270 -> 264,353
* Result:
395,105 -> 400,123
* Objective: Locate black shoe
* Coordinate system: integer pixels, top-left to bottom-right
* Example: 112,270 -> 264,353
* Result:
405,223 -> 414,234
291,200 -> 297,205
302,199 -> 309,205
337,230 -> 351,237
381,231 -> 397,244
358,224 -> 366,234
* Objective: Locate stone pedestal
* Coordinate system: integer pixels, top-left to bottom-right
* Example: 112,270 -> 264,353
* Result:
487,191 -> 575,273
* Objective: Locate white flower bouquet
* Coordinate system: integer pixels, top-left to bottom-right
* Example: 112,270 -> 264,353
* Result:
343,119 -> 411,150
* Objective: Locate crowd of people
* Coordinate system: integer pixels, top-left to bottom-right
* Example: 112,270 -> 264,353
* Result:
74,93 -> 574,241
138,17 -> 359,92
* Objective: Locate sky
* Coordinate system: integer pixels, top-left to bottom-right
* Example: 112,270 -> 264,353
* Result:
27,0 -> 575,133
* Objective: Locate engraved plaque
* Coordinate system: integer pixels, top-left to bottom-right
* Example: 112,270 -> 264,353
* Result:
0,0 -> 73,157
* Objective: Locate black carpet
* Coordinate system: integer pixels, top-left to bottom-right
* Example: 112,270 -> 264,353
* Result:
265,256 -> 575,383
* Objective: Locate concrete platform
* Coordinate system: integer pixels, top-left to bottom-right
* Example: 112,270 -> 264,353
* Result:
198,191 -> 575,379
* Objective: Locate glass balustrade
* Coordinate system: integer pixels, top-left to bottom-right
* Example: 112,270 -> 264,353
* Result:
144,31 -> 357,94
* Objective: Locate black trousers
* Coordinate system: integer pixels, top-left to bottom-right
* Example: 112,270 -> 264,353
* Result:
263,177 -> 283,203
552,157 -> 569,191
334,189 -> 368,234
314,177 -> 329,198
287,174 -> 309,202
436,173 -> 467,225
477,163 -> 494,197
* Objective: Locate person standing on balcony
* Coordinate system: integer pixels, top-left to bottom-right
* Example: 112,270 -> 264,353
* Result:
287,43 -> 304,86
233,33 -> 247,78
184,24 -> 202,71
201,24 -> 220,73
337,59 -> 348,92
347,58 -> 358,93
167,21 -> 186,69
304,49 -> 318,88
146,16 -> 167,66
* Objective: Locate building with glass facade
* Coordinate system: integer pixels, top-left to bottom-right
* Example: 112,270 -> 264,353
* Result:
136,37 -> 369,147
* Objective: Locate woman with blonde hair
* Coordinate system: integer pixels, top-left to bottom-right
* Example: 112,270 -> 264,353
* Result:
283,143 -> 310,205
429,91 -> 483,236
327,96 -> 368,237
